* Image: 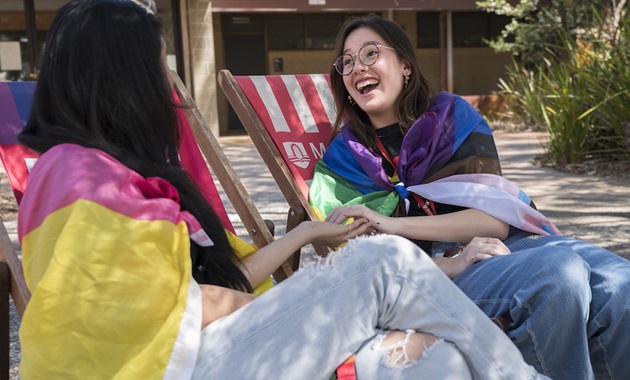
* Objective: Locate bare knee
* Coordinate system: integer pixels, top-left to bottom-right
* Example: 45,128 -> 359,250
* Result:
378,330 -> 438,368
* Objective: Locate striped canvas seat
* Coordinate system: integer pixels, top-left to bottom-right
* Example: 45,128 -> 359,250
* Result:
231,74 -> 335,198
219,70 -> 337,258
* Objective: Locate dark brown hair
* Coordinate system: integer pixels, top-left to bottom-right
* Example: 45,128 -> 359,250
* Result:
19,0 -> 252,292
330,15 -> 435,151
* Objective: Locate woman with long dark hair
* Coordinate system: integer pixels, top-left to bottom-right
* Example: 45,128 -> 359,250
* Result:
311,14 -> 630,379
16,1 -> 546,378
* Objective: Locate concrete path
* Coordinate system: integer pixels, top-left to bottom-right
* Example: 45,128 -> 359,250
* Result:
5,131 -> 629,378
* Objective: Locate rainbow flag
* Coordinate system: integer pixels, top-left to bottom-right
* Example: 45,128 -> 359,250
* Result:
310,92 -> 560,236
310,92 -> 501,220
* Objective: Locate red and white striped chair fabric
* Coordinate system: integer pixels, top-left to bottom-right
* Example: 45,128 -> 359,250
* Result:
218,70 -> 337,259
232,73 -> 335,199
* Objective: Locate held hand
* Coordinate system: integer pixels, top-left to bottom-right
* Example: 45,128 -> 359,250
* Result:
463,237 -> 511,264
437,237 -> 511,279
326,205 -> 396,234
302,218 -> 376,248
451,237 -> 511,277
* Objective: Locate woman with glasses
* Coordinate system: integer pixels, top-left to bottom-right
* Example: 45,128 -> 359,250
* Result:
311,14 -> 630,379
16,1 -> 546,379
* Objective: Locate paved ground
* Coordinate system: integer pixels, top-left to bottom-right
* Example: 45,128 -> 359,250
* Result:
4,131 -> 629,377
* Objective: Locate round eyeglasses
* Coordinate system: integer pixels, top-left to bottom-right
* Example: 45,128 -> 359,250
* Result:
333,43 -> 396,76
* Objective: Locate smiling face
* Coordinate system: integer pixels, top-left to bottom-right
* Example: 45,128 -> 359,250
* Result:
342,27 -> 411,129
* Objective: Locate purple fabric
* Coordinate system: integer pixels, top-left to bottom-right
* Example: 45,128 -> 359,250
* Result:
0,82 -> 23,144
340,93 -> 459,192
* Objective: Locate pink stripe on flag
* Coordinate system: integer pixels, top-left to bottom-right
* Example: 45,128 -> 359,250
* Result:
19,144 -> 199,238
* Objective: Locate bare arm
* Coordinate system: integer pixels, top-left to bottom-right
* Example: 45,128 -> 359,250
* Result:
236,218 -> 375,288
327,205 -> 509,244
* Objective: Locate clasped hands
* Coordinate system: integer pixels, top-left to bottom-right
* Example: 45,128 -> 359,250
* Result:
321,204 -> 511,269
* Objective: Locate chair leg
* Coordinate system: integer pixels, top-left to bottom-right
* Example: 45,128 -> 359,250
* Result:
271,206 -> 306,283
263,219 -> 275,236
0,262 -> 10,379
285,206 -> 305,272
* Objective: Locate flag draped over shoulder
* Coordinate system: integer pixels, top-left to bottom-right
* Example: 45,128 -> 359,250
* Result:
310,92 -> 560,236
17,143 -> 269,379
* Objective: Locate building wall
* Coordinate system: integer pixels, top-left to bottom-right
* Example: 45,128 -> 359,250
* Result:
187,0 -> 220,136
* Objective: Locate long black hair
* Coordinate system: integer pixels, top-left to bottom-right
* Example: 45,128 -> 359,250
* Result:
19,0 -> 252,292
330,15 -> 435,152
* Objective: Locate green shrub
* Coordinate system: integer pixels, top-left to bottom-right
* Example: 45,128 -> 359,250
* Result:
494,5 -> 630,165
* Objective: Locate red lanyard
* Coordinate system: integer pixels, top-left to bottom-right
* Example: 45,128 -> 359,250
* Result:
376,137 -> 436,216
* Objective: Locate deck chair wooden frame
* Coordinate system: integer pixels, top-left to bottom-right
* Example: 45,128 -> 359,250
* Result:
171,72 -> 294,282
0,216 -> 29,377
218,69 -> 335,262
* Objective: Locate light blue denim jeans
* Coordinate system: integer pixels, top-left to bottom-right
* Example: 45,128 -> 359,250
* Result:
454,233 -> 630,380
192,235 -> 544,379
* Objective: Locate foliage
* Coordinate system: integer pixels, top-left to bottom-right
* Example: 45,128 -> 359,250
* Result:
483,1 -> 630,165
476,0 -> 617,67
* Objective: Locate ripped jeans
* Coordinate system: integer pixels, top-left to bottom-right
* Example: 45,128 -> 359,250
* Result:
192,235 -> 545,379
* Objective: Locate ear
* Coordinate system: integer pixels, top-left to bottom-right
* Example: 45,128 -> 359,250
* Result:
402,62 -> 412,77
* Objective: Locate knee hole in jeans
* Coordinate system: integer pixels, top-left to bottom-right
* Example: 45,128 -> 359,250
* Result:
377,330 -> 440,368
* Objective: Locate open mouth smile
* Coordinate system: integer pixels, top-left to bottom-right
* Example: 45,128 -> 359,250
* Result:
356,78 -> 380,95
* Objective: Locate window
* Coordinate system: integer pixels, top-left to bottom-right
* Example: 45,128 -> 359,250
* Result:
267,15 -> 304,50
453,12 -> 510,47
416,12 -> 440,48
305,15 -> 343,49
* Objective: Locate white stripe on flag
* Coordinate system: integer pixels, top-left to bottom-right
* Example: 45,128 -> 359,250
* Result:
281,75 -> 319,134
310,74 -> 336,126
250,76 -> 290,133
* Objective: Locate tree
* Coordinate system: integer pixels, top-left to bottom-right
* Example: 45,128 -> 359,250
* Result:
477,0 -> 626,67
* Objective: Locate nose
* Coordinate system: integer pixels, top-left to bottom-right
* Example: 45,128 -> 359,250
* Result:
352,59 -> 368,74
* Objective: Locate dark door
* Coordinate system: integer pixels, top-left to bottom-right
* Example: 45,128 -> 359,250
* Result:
223,34 -> 266,131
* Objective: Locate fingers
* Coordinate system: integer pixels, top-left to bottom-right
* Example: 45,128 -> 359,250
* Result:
325,209 -> 347,225
345,218 -> 376,238
467,236 -> 511,265
325,205 -> 367,225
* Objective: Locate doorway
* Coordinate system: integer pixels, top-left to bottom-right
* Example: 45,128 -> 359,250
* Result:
223,34 -> 266,132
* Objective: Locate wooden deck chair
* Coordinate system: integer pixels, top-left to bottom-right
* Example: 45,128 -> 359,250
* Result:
218,69 -> 336,264
170,72 -> 295,282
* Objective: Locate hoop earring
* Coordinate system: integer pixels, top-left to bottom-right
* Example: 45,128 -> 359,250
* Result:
348,95 -> 356,106
404,75 -> 410,88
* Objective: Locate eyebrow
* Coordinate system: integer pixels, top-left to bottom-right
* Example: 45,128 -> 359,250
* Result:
342,41 -> 381,54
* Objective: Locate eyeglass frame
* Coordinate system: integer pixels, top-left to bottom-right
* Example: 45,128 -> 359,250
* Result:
333,43 -> 396,76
